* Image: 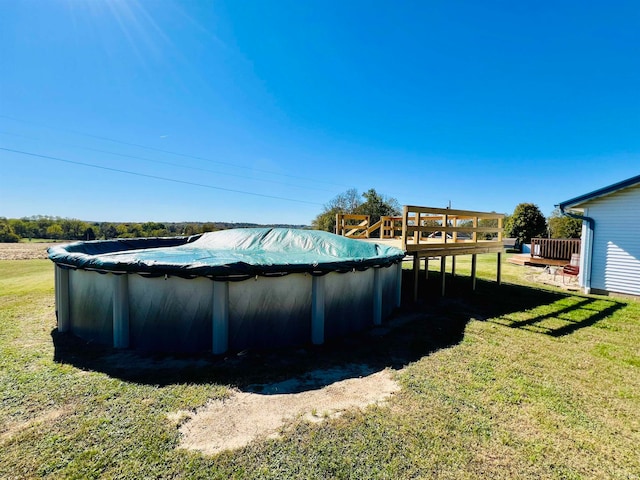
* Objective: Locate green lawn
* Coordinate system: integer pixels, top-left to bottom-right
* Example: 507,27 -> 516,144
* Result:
1,256 -> 639,479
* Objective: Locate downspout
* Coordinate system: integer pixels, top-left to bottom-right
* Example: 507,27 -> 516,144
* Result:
559,205 -> 595,294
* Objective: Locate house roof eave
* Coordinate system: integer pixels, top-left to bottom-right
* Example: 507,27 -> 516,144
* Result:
556,174 -> 640,210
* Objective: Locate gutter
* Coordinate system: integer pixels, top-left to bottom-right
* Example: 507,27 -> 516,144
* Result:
558,205 -> 594,293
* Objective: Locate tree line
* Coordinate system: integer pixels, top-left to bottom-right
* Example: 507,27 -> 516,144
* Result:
0,216 -> 221,242
0,216 -> 307,243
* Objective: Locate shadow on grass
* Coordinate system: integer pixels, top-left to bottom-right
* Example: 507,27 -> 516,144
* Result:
424,271 -> 626,337
51,270 -> 625,390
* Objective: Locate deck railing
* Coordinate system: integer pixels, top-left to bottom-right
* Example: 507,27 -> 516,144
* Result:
401,206 -> 504,255
336,208 -> 506,254
335,214 -> 370,238
530,238 -> 580,261
335,214 -> 404,239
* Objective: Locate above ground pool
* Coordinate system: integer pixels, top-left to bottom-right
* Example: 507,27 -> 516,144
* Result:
48,228 -> 405,354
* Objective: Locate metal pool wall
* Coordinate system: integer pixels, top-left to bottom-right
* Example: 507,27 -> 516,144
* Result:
54,263 -> 402,354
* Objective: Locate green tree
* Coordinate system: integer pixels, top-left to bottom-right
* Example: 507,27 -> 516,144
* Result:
548,208 -> 582,239
505,203 -> 547,247
201,222 -> 217,233
0,220 -> 20,242
8,219 -> 27,238
61,219 -> 88,240
100,223 -> 118,239
312,188 -> 362,233
46,224 -> 64,240
354,188 -> 401,226
312,188 -> 400,234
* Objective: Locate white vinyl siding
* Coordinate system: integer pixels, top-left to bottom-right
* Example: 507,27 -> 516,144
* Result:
580,184 -> 640,296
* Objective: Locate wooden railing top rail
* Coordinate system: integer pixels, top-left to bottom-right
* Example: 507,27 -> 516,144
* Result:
403,205 -> 504,219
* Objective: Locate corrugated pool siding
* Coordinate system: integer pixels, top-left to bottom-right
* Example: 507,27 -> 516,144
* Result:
586,184 -> 640,296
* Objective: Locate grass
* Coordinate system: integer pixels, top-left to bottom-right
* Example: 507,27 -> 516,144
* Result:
1,255 -> 639,479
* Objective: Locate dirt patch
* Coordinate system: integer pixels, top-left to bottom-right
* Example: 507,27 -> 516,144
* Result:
0,406 -> 72,442
173,365 -> 400,455
524,266 -> 580,291
0,242 -> 57,260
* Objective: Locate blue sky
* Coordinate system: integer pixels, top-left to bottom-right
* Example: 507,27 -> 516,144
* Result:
1,0 -> 638,225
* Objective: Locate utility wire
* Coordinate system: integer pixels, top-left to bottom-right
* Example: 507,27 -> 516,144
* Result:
0,115 -> 352,189
0,131 -> 336,194
0,147 -> 323,206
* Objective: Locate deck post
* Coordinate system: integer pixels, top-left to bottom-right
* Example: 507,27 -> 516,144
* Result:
441,256 -> 446,296
373,268 -> 382,325
413,254 -> 420,301
311,275 -> 325,344
113,273 -> 130,349
497,252 -> 502,285
451,256 -> 456,278
212,281 -> 229,354
471,254 -> 477,291
424,257 -> 429,279
57,266 -> 70,333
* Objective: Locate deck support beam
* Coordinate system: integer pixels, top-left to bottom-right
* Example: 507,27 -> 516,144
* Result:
497,252 -> 502,285
441,256 -> 447,296
413,254 -> 420,302
471,254 -> 477,291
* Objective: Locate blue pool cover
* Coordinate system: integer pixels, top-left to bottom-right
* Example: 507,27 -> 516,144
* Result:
48,228 -> 405,278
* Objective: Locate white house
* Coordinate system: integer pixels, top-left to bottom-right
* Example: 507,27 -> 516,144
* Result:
557,175 -> 640,297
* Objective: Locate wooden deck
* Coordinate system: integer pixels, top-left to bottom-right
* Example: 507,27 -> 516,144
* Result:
338,206 -> 505,299
507,254 -> 568,267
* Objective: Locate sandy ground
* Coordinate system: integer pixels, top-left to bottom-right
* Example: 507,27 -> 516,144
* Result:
0,242 -> 58,260
172,365 -> 401,455
523,266 -> 580,291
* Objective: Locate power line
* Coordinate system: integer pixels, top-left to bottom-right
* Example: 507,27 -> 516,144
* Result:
0,131 -> 337,194
0,147 -> 324,206
0,114 -> 352,189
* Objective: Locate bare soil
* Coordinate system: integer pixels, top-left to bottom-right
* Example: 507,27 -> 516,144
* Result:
523,266 -> 580,291
172,365 -> 400,455
0,242 -> 56,260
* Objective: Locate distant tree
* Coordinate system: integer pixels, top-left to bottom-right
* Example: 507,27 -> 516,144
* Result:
84,227 -> 96,241
548,208 -> 582,239
312,188 -> 400,234
354,188 -> 401,226
505,203 -> 547,247
8,219 -> 28,238
46,224 -> 64,240
201,222 -> 217,233
61,219 -> 88,240
127,223 -> 143,238
312,188 -> 361,233
116,224 -> 130,237
0,220 -> 20,243
101,223 -> 118,239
